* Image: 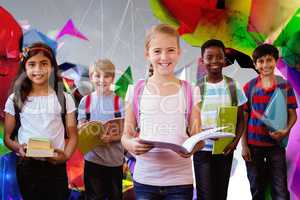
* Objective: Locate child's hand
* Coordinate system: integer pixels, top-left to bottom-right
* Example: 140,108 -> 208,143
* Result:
47,149 -> 67,165
16,143 -> 27,157
101,134 -> 113,144
241,145 -> 251,162
223,140 -> 238,155
128,138 -> 153,155
177,141 -> 205,158
269,129 -> 288,142
177,151 -> 192,158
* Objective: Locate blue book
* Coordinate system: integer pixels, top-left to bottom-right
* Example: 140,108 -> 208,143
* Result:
261,88 -> 288,147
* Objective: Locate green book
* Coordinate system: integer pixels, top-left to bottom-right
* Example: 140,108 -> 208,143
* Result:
213,106 -> 238,154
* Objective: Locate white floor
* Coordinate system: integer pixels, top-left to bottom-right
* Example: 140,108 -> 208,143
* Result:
227,142 -> 252,200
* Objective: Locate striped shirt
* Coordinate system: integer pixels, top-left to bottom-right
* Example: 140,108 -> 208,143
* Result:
243,76 -> 298,146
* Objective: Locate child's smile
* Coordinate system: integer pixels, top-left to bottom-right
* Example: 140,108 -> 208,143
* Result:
25,53 -> 52,87
145,33 -> 181,76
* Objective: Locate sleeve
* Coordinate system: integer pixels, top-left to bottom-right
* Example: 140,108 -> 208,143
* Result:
235,81 -> 248,106
192,86 -> 201,106
286,82 -> 298,109
125,84 -> 134,105
77,96 -> 87,121
64,93 -> 76,114
4,94 -> 15,116
242,82 -> 250,113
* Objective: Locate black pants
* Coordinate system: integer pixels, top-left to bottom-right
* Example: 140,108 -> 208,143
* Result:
16,157 -> 69,200
193,151 -> 233,200
84,160 -> 123,200
246,145 -> 289,200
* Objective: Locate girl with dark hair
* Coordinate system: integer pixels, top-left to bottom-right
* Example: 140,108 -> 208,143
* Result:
3,42 -> 78,200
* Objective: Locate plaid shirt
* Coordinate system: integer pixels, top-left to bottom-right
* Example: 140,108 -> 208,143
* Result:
243,76 -> 298,146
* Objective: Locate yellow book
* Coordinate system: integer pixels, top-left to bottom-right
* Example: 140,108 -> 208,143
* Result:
26,137 -> 54,157
26,148 -> 54,157
78,118 -> 124,154
27,137 -> 51,149
213,106 -> 238,154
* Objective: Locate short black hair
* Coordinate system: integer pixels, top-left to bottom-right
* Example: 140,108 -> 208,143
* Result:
252,43 -> 279,63
201,39 -> 225,57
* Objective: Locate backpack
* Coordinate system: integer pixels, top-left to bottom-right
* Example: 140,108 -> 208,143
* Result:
132,79 -> 193,135
11,91 -> 67,140
84,94 -> 121,121
196,75 -> 238,108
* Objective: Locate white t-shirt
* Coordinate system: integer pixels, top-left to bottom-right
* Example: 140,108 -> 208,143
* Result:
200,79 -> 247,151
126,82 -> 200,186
4,92 -> 76,150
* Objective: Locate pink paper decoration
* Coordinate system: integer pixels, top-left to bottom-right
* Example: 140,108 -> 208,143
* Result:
56,19 -> 88,41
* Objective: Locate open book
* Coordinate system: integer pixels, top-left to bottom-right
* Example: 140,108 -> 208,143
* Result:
78,118 -> 124,154
26,137 -> 54,157
139,127 -> 235,155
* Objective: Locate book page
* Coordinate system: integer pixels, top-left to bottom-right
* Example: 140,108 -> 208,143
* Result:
182,127 -> 235,153
139,127 -> 234,155
77,121 -> 106,154
139,140 -> 189,154
103,118 -> 124,136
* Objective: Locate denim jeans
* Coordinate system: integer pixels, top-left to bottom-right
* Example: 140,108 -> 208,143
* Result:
16,157 -> 69,200
193,151 -> 233,200
84,160 -> 123,200
134,181 -> 193,200
246,145 -> 290,200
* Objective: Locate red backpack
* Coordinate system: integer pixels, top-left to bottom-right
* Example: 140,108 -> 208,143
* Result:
84,94 -> 121,120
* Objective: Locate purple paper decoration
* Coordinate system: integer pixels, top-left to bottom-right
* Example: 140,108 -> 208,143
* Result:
290,153 -> 300,199
56,19 -> 88,41
276,58 -> 300,96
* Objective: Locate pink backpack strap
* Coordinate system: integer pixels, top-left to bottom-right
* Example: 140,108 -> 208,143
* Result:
133,79 -> 146,127
181,80 -> 193,124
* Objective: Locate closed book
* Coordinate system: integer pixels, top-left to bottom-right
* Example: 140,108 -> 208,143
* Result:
26,137 -> 54,157
26,148 -> 54,157
213,106 -> 238,154
27,137 -> 51,149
